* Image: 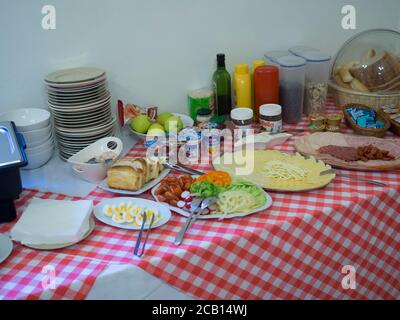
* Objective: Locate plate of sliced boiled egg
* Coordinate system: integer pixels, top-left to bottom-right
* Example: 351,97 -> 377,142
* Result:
93,197 -> 171,230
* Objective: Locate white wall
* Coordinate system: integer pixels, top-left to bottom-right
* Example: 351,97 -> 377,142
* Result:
1,0 -> 399,114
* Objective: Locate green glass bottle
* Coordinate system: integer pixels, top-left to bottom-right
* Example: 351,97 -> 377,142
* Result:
212,54 -> 232,116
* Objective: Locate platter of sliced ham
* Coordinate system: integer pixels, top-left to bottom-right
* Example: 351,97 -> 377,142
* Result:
294,132 -> 400,171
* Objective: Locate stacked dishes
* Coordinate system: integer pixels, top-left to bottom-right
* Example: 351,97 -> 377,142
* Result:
45,67 -> 115,160
0,108 -> 54,169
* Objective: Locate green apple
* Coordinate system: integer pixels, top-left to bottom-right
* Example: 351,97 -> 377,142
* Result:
164,116 -> 183,132
156,112 -> 173,126
147,123 -> 165,136
130,115 -> 151,134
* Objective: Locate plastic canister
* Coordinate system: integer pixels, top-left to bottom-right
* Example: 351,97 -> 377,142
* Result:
264,50 -> 291,65
233,64 -> 251,108
254,65 -> 279,119
276,56 -> 306,124
289,47 -> 331,115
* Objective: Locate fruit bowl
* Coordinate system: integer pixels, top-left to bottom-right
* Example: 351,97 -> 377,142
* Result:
128,113 -> 194,139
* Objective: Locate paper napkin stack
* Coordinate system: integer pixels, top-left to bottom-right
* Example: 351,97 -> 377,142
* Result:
11,198 -> 93,246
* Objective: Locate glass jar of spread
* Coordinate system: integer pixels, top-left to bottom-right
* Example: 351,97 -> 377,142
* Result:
325,113 -> 343,132
196,108 -> 212,126
259,104 -> 282,133
230,108 -> 253,129
308,112 -> 326,131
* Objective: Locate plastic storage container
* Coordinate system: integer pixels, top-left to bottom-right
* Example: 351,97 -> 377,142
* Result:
289,47 -> 331,115
0,121 -> 27,223
276,56 -> 306,124
264,50 -> 291,65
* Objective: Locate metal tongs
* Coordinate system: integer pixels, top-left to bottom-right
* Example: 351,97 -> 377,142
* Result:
133,212 -> 155,257
320,169 -> 387,187
163,161 -> 205,176
174,197 -> 217,245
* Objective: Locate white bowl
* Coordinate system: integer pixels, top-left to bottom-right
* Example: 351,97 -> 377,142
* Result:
25,136 -> 54,154
67,137 -> 123,182
128,113 -> 194,139
23,145 -> 54,170
26,130 -> 53,148
0,108 -> 51,132
21,123 -> 52,144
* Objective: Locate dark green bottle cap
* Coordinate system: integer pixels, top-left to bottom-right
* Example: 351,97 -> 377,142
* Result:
197,108 -> 212,116
210,115 -> 225,123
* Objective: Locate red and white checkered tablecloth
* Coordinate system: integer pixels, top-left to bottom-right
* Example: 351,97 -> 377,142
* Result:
1,97 -> 399,299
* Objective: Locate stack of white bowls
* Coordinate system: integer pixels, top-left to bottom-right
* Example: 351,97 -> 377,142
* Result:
0,108 -> 54,169
44,67 -> 115,160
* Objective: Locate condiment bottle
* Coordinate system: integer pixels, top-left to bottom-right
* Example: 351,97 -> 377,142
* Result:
233,64 -> 251,109
250,60 -> 265,110
259,104 -> 282,133
212,54 -> 232,117
275,56 -> 306,124
254,65 -> 279,119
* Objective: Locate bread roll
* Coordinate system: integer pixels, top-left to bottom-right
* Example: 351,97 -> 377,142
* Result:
350,78 -> 370,93
339,62 -> 357,83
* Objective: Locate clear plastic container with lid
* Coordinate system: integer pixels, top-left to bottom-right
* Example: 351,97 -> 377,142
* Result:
264,50 -> 291,65
276,56 -> 306,124
289,47 -> 331,115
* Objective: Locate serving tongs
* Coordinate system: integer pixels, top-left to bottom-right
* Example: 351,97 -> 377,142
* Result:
133,212 -> 155,257
174,197 -> 217,245
320,169 -> 387,187
163,161 -> 204,176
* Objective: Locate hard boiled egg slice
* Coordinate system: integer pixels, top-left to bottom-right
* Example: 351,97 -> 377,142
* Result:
145,208 -> 159,222
125,212 -> 134,223
112,212 -> 126,224
103,205 -> 115,217
132,206 -> 144,216
117,202 -> 127,214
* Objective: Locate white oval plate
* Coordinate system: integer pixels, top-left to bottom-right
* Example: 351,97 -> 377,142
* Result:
150,182 -> 273,220
98,168 -> 171,195
0,233 -> 13,264
93,197 -> 171,230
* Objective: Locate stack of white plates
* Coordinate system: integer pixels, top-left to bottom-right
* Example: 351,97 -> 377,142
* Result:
45,67 -> 115,160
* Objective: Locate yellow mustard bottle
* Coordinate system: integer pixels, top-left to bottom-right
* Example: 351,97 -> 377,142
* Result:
233,64 -> 251,108
250,60 -> 266,110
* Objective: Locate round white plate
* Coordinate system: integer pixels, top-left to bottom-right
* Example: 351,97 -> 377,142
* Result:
93,197 -> 171,230
51,106 -> 111,120
54,115 -> 114,132
24,218 -> 95,250
98,168 -> 171,195
150,182 -> 273,220
48,91 -> 109,106
45,67 -> 105,84
0,233 -> 13,264
47,82 -> 107,94
48,94 -> 111,111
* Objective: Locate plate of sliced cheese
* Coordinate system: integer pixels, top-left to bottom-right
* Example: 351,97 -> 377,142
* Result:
213,150 -> 335,192
98,157 -> 170,195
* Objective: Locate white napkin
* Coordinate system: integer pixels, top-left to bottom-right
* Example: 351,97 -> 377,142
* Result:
11,198 -> 93,246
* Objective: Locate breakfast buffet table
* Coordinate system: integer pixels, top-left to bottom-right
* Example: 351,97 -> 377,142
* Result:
0,98 -> 399,300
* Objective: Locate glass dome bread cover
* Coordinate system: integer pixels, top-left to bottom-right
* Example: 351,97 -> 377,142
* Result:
331,29 -> 400,94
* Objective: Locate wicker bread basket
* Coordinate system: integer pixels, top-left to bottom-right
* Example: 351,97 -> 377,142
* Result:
378,108 -> 400,136
329,80 -> 400,110
343,103 -> 390,137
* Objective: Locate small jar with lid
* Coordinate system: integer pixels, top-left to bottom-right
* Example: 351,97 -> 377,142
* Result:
259,104 -> 282,133
196,108 -> 212,126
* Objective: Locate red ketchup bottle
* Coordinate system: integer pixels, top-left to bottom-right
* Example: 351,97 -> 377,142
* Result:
254,65 -> 279,120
